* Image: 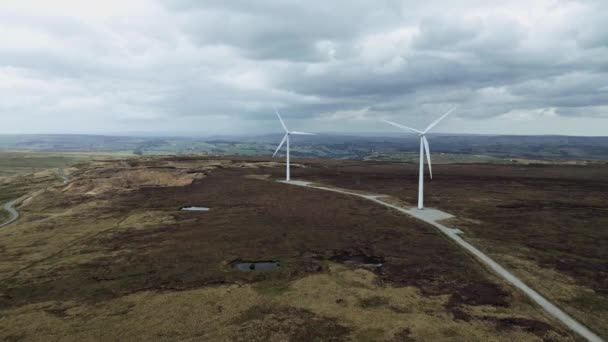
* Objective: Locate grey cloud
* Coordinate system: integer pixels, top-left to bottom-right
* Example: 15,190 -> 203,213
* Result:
0,0 -> 607,135
169,0 -> 404,61
413,17 -> 482,49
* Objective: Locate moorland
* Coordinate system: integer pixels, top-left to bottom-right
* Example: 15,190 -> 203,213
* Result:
1,152 -> 606,340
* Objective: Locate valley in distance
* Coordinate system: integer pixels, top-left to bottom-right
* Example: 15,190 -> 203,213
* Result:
0,133 -> 607,341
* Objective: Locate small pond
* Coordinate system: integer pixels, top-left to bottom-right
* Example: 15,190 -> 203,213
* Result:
232,261 -> 281,272
180,206 -> 210,211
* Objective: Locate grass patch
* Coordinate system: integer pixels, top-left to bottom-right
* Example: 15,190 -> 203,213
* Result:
232,304 -> 352,342
358,295 -> 390,309
566,291 -> 608,312
0,209 -> 8,223
253,277 -> 292,297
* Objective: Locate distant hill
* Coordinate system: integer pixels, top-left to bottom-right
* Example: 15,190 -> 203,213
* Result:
0,133 -> 607,161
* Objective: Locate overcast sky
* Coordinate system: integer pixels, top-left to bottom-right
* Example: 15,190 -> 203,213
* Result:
1,0 -> 607,136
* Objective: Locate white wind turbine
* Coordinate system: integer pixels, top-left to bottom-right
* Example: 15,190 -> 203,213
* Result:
272,108 -> 315,182
382,106 -> 457,210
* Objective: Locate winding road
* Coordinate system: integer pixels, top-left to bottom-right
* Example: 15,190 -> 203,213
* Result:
0,199 -> 20,228
0,168 -> 70,229
282,180 -> 604,342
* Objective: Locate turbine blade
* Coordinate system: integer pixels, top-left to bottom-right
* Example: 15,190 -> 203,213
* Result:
423,136 -> 432,179
381,119 -> 422,134
274,107 -> 288,132
290,131 -> 315,135
424,105 -> 457,133
272,134 -> 288,157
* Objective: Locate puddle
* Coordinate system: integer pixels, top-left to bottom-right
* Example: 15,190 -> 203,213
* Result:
331,253 -> 384,268
180,206 -> 210,211
232,261 -> 281,272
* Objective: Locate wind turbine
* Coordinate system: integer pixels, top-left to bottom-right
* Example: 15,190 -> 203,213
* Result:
272,108 -> 315,182
382,106 -> 457,210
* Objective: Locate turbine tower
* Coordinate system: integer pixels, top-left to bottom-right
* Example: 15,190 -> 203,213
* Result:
272,108 -> 314,182
382,106 -> 456,210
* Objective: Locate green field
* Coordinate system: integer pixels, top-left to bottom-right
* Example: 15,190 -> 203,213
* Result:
0,151 -> 130,177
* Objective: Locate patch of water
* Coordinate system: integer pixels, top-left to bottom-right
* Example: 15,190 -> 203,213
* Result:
232,261 -> 281,272
180,206 -> 210,211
